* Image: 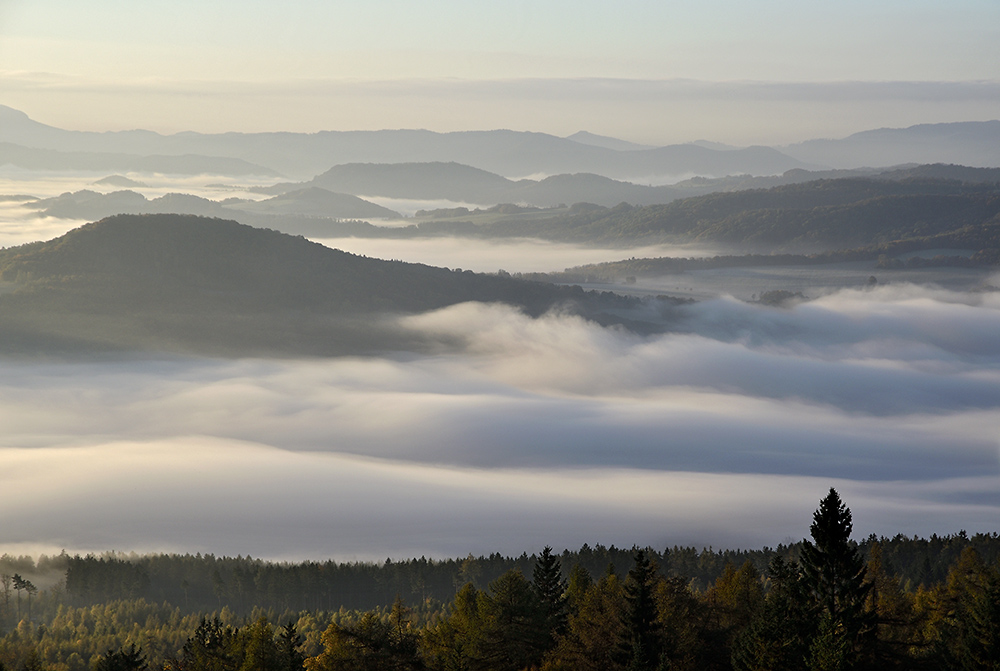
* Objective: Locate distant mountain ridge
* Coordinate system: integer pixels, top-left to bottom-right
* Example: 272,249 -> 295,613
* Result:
258,161 -> 794,208
565,131 -> 655,151
784,121 -> 1000,169
3,105 -> 998,182
0,104 -> 807,180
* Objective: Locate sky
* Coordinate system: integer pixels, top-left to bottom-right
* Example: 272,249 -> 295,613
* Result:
1,0 -> 999,143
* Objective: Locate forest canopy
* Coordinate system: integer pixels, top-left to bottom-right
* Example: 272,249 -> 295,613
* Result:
1,491 -> 998,671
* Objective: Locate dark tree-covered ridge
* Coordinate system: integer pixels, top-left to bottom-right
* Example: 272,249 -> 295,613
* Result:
0,214 -> 643,356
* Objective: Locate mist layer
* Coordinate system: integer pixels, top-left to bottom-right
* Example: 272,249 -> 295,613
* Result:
0,282 -> 997,560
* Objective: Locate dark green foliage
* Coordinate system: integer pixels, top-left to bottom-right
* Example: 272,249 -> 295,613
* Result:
239,618 -> 280,671
176,617 -> 241,671
421,583 -> 479,671
944,552 -> 1000,671
732,557 -> 811,671
49,533 -> 1000,622
544,571 -> 626,671
957,572 -> 1000,670
621,549 -> 662,671
66,559 -> 150,603
170,615 -> 309,671
653,576 -> 709,671
19,651 -> 41,671
307,610 -> 421,671
808,613 -> 853,671
94,645 -> 147,671
476,570 -> 548,671
799,489 -> 875,669
734,491 -> 881,671
276,623 -> 305,671
532,547 -> 568,638
564,564 -> 593,613
6,522 -> 1000,671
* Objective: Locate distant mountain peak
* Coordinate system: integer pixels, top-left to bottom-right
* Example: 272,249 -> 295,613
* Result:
93,175 -> 149,188
565,131 -> 655,152
0,105 -> 32,122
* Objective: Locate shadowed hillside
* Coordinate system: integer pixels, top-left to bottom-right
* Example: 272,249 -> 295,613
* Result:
462,176 -> 1000,252
0,214 -> 638,356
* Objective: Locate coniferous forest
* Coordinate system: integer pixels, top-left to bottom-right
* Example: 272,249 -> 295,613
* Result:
0,490 -> 998,671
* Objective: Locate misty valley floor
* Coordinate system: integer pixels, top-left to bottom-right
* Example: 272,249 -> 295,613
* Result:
0,284 -> 998,560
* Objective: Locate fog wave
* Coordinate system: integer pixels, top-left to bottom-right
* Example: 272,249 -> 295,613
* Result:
0,283 -> 997,559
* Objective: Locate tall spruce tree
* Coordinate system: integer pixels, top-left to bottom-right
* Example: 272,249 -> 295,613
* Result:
621,548 -> 663,671
533,546 -> 568,639
799,488 -> 874,670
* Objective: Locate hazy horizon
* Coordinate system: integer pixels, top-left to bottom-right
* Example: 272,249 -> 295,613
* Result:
2,1 -> 1000,145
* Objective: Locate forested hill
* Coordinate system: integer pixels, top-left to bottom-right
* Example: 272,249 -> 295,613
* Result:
459,176 -> 1000,252
0,214 -> 632,356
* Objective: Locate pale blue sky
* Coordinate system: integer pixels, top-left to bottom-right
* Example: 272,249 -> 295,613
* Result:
1,0 -> 998,141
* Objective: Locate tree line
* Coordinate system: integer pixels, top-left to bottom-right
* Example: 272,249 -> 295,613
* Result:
0,490 -> 998,670
56,530 -> 999,617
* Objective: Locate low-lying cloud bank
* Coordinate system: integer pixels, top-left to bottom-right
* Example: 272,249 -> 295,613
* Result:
0,283 -> 997,560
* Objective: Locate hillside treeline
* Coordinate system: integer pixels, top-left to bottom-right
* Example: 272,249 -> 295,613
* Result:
49,531 -> 1000,616
453,177 -> 1000,255
0,493 -> 998,670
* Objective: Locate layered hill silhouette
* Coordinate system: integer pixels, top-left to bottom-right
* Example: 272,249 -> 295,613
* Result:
259,161 -> 865,208
783,121 -> 1000,169
4,105 -> 999,182
0,214 -> 637,356
260,161 -> 694,207
23,187 -> 400,232
0,105 -> 807,180
243,162 -> 1000,212
417,174 -> 1000,253
234,187 -> 400,218
20,167 -> 1000,255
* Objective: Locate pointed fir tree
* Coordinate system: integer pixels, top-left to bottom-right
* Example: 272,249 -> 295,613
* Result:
621,548 -> 663,671
277,621 -> 305,671
799,488 -> 874,670
533,546 -> 568,639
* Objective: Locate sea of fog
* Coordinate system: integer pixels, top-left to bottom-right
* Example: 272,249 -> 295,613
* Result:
579,263 -> 996,301
1,171 -> 998,561
0,287 -> 998,561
